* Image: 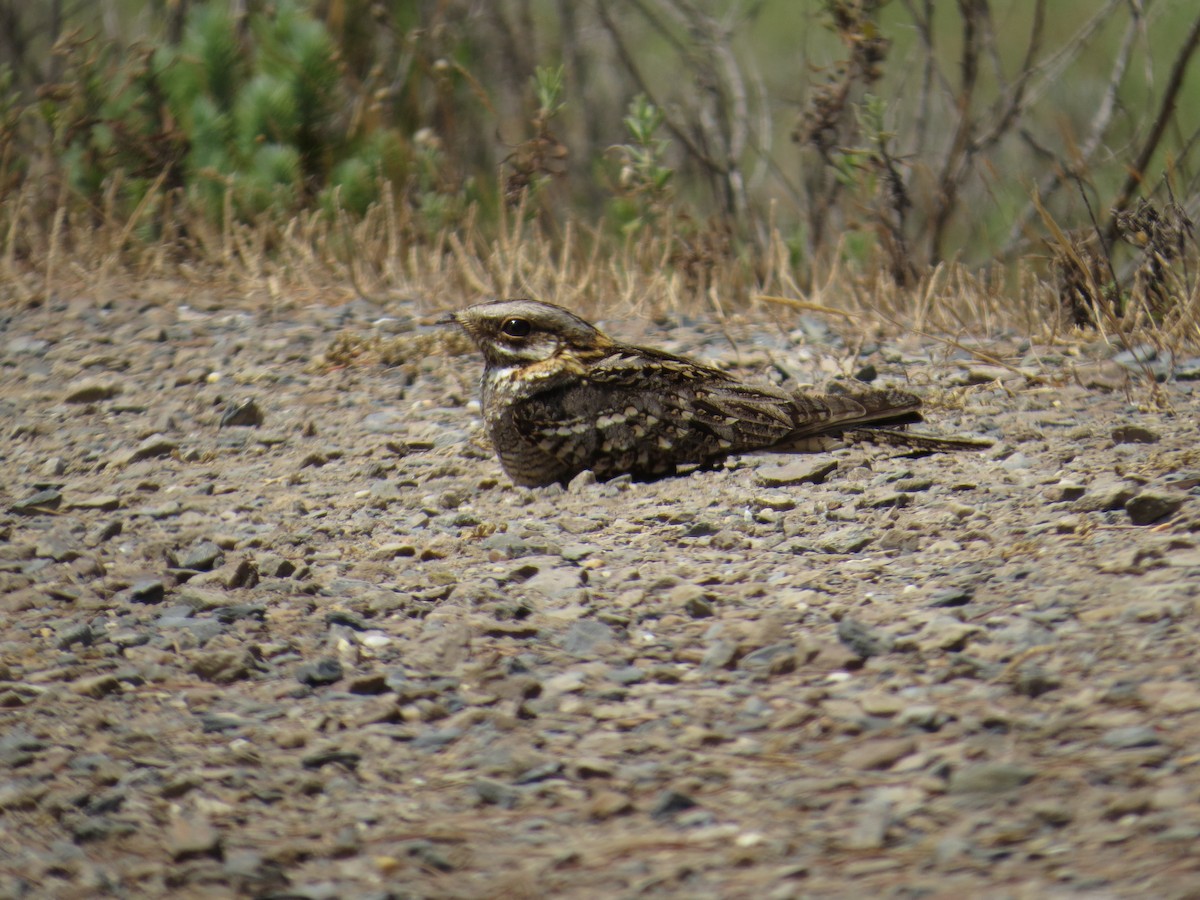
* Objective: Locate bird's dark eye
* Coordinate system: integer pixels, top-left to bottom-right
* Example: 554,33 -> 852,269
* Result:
501,318 -> 531,338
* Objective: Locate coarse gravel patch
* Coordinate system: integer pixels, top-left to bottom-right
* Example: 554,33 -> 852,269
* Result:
2,294 -> 1200,898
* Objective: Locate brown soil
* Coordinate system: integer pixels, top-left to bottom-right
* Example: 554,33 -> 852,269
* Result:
2,293 -> 1200,899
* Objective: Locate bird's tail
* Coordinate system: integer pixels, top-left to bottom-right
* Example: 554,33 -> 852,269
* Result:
789,387 -> 924,436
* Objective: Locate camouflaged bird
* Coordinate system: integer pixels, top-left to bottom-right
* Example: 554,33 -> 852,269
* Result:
444,299 -> 947,487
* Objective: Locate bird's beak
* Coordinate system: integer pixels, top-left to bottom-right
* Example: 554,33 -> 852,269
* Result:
435,311 -> 459,326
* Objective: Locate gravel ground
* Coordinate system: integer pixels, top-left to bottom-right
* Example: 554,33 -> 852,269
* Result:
2,293 -> 1200,899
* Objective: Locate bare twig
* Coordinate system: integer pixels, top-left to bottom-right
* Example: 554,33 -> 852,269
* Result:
1105,13 -> 1200,242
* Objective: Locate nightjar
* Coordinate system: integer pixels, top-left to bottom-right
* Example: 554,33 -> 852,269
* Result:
444,299 -> 947,487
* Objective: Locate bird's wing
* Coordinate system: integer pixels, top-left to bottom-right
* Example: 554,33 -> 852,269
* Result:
510,348 -> 799,478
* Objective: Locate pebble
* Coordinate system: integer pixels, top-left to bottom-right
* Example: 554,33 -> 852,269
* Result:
818,527 -> 873,554
754,459 -> 838,487
837,618 -> 893,659
650,789 -> 698,819
738,642 -> 798,676
917,617 -> 982,652
190,651 -> 250,683
127,578 -> 167,604
10,489 -> 63,515
296,659 -> 344,687
1073,482 -> 1138,513
220,399 -> 265,428
180,541 -> 224,571
1125,492 -> 1184,526
63,377 -> 121,403
113,434 -> 179,466
948,763 -> 1035,795
1101,726 -> 1161,749
167,814 -> 222,861
1112,424 -> 1160,444
72,674 -> 121,699
559,620 -> 616,656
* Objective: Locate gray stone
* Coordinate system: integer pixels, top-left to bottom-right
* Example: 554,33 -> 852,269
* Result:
296,658 -> 344,687
1101,726 -> 1161,749
948,763 -> 1035,795
755,458 -> 838,487
220,399 -> 264,428
650,789 -> 698,819
1112,424 -> 1160,444
11,489 -> 63,515
559,620 -> 615,656
180,541 -> 223,571
738,642 -> 798,676
818,527 -> 873,554
1072,482 -> 1137,513
64,377 -> 121,404
1126,492 -> 1184,526
837,617 -> 893,659
115,434 -> 179,465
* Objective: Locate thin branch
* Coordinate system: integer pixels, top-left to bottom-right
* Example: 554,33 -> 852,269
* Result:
1002,8 -> 1139,257
1106,12 -> 1200,240
597,0 -> 725,173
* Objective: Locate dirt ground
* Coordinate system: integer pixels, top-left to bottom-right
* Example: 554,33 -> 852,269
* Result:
2,291 -> 1200,899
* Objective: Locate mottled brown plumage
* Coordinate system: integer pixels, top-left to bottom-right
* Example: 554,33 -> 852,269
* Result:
444,299 -> 930,487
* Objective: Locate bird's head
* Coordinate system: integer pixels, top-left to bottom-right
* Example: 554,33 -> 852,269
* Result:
441,299 -> 613,368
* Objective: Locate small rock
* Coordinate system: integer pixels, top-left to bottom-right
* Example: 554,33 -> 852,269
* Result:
524,566 -> 582,598
669,584 -> 714,618
1101,725 -> 1161,749
257,555 -> 297,578
567,470 -> 597,492
167,814 -> 222,861
1045,482 -> 1087,503
948,763 -> 1035,795
128,578 -> 166,604
917,617 -> 983,652
1126,492 -> 1184,526
347,673 -> 389,694
1112,424 -> 1160,444
116,434 -> 179,466
296,659 -> 344,687
754,459 -> 838,487
650,789 -> 698,820
738,642 -> 798,676
72,674 -> 121,699
589,789 -> 634,820
701,640 -> 741,670
897,704 -> 945,730
961,365 -> 1012,385
11,489 -> 63,516
1013,663 -> 1061,698
818,527 -> 873,554
472,778 -> 520,809
837,618 -> 893,659
844,792 -> 894,850
301,747 -> 362,769
64,377 -> 120,404
325,610 -> 368,631
180,541 -> 223,572
220,399 -> 264,428
841,737 -> 916,771
559,620 -> 615,656
928,587 -> 973,608
57,623 -> 94,650
1073,480 -> 1138,513
191,651 -> 250,684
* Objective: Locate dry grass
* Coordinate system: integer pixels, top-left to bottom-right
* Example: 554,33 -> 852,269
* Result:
3,174 -> 1199,382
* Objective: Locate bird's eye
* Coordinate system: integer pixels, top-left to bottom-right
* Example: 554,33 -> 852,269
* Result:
501,318 -> 531,338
